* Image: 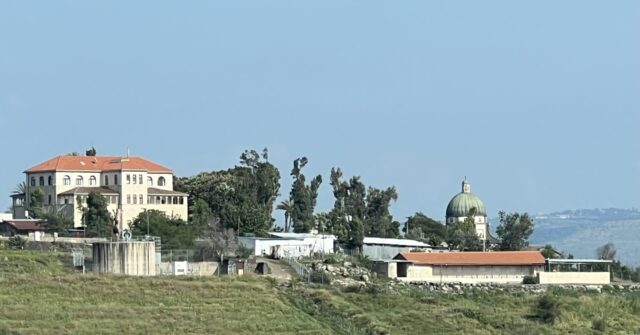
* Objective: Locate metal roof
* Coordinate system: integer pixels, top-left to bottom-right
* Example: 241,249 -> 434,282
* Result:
269,232 -> 337,240
363,237 -> 431,248
546,259 -> 613,264
397,251 -> 545,266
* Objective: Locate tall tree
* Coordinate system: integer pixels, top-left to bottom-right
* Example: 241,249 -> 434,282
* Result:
80,192 -> 113,237
495,211 -> 534,251
364,186 -> 399,237
289,157 -> 322,233
189,198 -> 213,235
276,199 -> 294,232
28,187 -> 44,218
596,242 -> 617,260
403,212 -> 446,245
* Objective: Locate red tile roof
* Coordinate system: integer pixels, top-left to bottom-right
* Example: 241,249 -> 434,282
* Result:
396,251 -> 545,266
24,156 -> 172,173
2,220 -> 45,231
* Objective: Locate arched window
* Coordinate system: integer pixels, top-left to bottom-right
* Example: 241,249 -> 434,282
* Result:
31,177 -> 36,186
158,176 -> 166,187
89,176 -> 97,186
76,176 -> 84,186
63,175 -> 71,185
48,176 -> 52,186
105,176 -> 109,185
38,176 -> 44,186
147,176 -> 153,186
114,175 -> 118,185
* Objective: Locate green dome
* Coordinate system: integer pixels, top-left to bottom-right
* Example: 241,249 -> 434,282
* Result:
446,192 -> 487,217
446,180 -> 487,217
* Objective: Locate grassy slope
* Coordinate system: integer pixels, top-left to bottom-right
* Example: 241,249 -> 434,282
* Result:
1,250 -> 640,335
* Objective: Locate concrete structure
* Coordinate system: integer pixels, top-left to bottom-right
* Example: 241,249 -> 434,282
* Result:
388,251 -> 545,284
361,237 -> 432,260
11,153 -> 188,231
92,241 -> 157,276
538,258 -> 612,285
445,179 -> 490,241
158,261 -> 219,276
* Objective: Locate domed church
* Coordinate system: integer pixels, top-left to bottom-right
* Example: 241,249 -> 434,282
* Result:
445,179 -> 489,241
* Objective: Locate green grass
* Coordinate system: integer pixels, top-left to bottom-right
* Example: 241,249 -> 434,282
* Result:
1,250 -> 640,335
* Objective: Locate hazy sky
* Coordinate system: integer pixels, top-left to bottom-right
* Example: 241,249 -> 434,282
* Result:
1,1 -> 639,223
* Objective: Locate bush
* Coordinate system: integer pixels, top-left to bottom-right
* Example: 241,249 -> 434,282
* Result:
309,270 -> 331,285
592,317 -> 606,332
7,236 -> 26,250
522,275 -> 538,285
535,294 -> 561,325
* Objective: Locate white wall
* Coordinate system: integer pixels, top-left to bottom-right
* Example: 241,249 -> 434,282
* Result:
538,272 -> 610,285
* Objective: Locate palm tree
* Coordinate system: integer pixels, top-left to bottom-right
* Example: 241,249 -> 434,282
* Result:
276,199 -> 294,232
13,181 -> 27,194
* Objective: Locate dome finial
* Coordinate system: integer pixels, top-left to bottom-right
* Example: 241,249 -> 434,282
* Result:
462,178 -> 471,193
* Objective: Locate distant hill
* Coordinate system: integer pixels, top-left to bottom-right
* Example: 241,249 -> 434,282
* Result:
494,208 -> 640,266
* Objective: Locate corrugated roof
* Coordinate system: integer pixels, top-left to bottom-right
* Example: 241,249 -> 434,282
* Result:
269,232 -> 337,240
2,220 -> 45,231
396,251 -> 545,266
363,237 -> 430,248
25,155 -> 172,173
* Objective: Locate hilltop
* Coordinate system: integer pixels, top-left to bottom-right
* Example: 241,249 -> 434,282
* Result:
525,208 -> 640,266
1,250 -> 640,334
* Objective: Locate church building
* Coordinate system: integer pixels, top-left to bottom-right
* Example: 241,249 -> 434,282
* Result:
445,179 -> 489,241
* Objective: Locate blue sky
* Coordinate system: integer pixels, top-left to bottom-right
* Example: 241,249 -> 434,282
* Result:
1,1 -> 639,223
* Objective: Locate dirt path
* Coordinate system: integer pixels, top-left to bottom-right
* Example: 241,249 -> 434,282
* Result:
256,257 -> 297,283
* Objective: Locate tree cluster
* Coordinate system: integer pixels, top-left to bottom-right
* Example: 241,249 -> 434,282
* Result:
175,149 -> 280,237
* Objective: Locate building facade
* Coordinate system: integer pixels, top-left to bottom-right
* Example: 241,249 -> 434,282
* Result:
11,154 -> 188,231
445,179 -> 489,240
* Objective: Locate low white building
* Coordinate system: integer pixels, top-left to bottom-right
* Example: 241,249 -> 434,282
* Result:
239,232 -> 336,258
389,251 -> 545,284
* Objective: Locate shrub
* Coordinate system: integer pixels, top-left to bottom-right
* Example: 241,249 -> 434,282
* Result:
535,294 -> 560,325
522,275 -> 538,285
309,270 -> 331,285
592,317 -> 606,332
7,236 -> 26,250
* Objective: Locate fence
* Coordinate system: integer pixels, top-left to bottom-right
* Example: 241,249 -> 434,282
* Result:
284,256 -> 311,281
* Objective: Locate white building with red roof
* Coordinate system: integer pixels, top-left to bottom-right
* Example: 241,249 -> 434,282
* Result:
11,152 -> 188,231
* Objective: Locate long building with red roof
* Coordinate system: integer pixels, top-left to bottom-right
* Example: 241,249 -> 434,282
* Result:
11,152 -> 188,231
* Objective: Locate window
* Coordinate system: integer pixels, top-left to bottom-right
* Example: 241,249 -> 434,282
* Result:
105,176 -> 109,185
64,198 -> 69,205
126,195 -> 131,204
76,176 -> 84,186
48,176 -> 52,186
89,176 -> 97,186
31,177 -> 36,186
114,175 -> 118,185
148,196 -> 153,204
179,197 -> 184,205
147,176 -> 153,186
133,195 -> 137,204
158,176 -> 166,187
63,175 -> 71,185
126,174 -> 131,184
48,194 -> 52,205
39,176 -> 44,186
139,194 -> 143,205
133,174 -> 137,184
138,174 -> 143,184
